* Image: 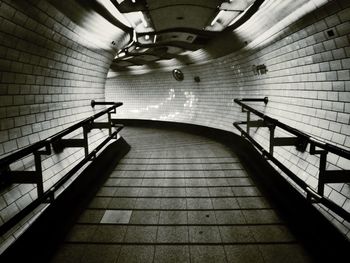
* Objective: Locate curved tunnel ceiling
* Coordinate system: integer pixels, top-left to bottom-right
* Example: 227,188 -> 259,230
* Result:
111,0 -> 262,70
48,0 -> 325,72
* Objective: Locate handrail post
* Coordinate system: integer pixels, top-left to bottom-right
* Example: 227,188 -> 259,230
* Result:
241,97 -> 269,105
268,124 -> 276,156
317,151 -> 328,196
246,111 -> 250,135
83,124 -> 90,157
34,151 -> 44,198
91,100 -> 118,108
108,112 -> 112,136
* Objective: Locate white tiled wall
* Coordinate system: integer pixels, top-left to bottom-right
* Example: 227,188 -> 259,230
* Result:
0,0 -> 114,249
106,0 -> 350,237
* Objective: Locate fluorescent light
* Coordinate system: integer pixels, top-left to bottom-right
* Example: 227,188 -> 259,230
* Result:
117,51 -> 126,58
139,11 -> 148,27
228,3 -> 253,26
211,10 -> 224,26
96,0 -> 131,27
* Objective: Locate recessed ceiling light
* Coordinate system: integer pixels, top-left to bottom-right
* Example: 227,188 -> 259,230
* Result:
145,35 -> 150,40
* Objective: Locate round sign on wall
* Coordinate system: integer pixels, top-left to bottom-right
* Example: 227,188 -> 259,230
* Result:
172,69 -> 184,81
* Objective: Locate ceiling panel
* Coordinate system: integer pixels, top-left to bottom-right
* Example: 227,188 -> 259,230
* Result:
147,0 -> 222,10
150,6 -> 216,31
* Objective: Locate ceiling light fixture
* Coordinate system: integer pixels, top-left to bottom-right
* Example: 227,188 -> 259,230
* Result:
211,10 -> 224,26
139,11 -> 148,27
228,3 -> 254,26
145,34 -> 150,40
116,51 -> 126,58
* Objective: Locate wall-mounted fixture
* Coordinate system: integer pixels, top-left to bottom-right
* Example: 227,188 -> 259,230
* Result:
172,69 -> 184,81
326,29 -> 335,38
252,64 -> 268,75
194,76 -> 200,82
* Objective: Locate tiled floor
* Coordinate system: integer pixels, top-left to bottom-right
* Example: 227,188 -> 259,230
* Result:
50,127 -> 313,263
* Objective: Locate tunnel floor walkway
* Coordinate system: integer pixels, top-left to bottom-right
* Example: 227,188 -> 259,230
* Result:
50,126 -> 313,263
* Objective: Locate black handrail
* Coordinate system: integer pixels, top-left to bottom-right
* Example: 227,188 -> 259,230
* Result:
234,98 -> 350,222
91,100 -> 119,108
234,98 -> 350,159
0,102 -> 122,167
0,102 -> 123,236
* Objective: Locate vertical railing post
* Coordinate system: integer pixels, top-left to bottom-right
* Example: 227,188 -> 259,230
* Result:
34,151 -> 44,198
246,111 -> 251,135
108,112 -> 112,136
317,151 -> 328,196
83,124 -> 89,157
268,124 -> 275,156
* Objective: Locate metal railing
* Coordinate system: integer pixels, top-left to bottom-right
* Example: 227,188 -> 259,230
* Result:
0,101 -> 123,235
234,97 -> 350,221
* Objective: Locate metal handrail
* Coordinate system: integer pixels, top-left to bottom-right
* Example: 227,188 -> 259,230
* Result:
0,102 -> 123,236
0,102 -> 122,167
234,98 -> 350,159
234,98 -> 350,222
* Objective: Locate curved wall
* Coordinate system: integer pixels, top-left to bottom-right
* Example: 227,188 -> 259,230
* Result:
106,0 -> 350,237
0,0 -> 118,250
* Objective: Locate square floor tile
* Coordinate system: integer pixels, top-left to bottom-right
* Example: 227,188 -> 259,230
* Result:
162,188 -> 186,197
130,210 -> 159,224
209,187 -> 234,197
215,210 -> 246,224
77,210 -> 105,223
65,225 -> 96,242
50,244 -> 85,263
186,188 -> 210,197
154,245 -> 190,263
117,245 -> 154,263
100,210 -> 132,224
231,187 -> 261,197
138,188 -> 163,197
91,226 -> 127,243
207,178 -> 229,187
135,198 -> 161,209
80,244 -> 120,263
115,188 -> 141,197
211,198 -> 239,209
161,198 -> 187,209
187,198 -> 213,209
188,211 -> 217,224
219,226 -> 255,243
224,245 -> 264,263
108,198 -> 136,209
227,178 -> 252,186
249,225 -> 296,243
258,244 -> 312,263
159,211 -> 188,224
96,187 -> 117,197
189,226 -> 221,243
242,210 -> 282,224
88,197 -> 111,209
190,246 -> 227,263
124,226 -> 157,243
157,226 -> 189,243
237,197 -> 271,209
